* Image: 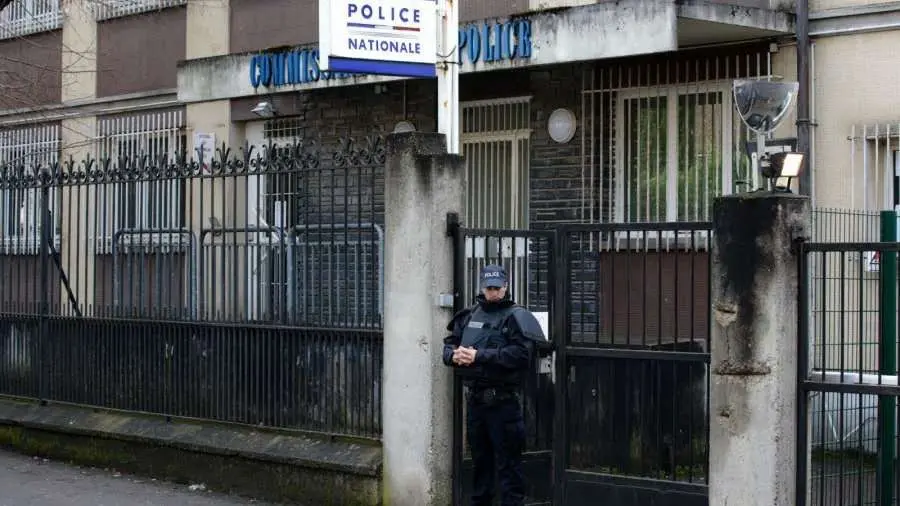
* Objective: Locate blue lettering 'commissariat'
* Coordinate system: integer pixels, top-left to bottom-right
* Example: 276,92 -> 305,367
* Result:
248,18 -> 534,89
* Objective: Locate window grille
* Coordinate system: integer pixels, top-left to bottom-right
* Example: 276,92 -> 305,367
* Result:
581,48 -> 773,228
93,0 -> 187,21
461,96 -> 532,230
460,97 -> 532,306
96,109 -> 186,251
615,84 -> 732,224
0,0 -> 62,40
0,123 -> 60,253
246,118 -> 385,326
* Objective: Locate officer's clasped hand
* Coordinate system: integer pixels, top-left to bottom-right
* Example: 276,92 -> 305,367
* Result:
452,346 -> 477,366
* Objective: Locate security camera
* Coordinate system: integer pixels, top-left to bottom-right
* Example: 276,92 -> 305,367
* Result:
732,79 -> 799,135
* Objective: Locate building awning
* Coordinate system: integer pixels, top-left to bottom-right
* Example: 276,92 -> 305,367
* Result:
176,0 -> 794,104
677,1 -> 794,47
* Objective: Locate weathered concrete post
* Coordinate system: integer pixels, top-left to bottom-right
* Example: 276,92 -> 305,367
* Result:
382,132 -> 465,506
709,192 -> 810,505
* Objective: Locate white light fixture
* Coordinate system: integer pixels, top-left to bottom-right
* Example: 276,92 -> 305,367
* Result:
392,120 -> 416,133
251,101 -> 276,118
763,151 -> 804,192
779,152 -> 804,178
547,108 -> 576,144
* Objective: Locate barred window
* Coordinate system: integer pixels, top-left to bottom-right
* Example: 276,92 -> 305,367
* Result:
615,84 -> 732,224
96,109 -> 186,248
93,0 -> 187,21
581,48 -> 771,235
0,0 -> 62,40
0,123 -> 60,253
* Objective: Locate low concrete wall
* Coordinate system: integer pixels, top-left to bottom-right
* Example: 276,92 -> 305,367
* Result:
0,398 -> 381,505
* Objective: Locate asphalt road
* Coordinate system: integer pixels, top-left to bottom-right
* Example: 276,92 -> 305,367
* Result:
0,449 -> 276,506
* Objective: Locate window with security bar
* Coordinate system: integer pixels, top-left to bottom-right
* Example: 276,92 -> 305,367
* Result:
0,0 -> 62,40
615,85 -> 733,225
461,97 -> 531,230
460,97 -> 533,306
582,48 -> 771,233
261,117 -> 306,230
93,0 -> 187,21
0,123 -> 60,254
243,117 -> 385,326
96,110 -> 186,249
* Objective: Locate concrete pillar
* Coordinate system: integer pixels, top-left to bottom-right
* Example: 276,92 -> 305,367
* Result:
709,192 -> 810,506
183,0 -> 246,318
60,0 -> 99,312
185,0 -> 236,153
184,0 -> 238,161
58,116 -> 97,314
61,0 -> 97,104
382,132 -> 465,506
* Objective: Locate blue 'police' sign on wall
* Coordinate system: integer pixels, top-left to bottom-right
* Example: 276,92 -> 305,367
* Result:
249,18 -> 533,89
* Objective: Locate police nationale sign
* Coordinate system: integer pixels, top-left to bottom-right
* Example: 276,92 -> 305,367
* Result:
319,0 -> 438,78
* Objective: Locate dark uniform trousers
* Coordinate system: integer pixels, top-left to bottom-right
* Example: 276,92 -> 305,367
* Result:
466,387 -> 526,506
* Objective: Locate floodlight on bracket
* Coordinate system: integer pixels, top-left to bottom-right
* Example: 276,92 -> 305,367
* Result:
733,79 -> 802,193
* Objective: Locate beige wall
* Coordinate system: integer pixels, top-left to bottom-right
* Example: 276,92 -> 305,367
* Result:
185,0 -> 253,316
185,0 -> 241,157
811,29 -> 900,208
61,0 -> 96,106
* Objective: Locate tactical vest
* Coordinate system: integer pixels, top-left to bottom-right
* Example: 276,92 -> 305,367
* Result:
457,304 -> 523,387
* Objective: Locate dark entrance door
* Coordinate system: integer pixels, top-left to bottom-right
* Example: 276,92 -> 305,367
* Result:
448,217 -> 557,506
549,222 -> 710,506
449,217 -> 712,506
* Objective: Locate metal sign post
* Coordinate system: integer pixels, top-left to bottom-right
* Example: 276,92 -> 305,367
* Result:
437,0 -> 459,154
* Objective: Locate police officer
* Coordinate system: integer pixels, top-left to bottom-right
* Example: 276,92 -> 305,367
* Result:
442,264 -> 550,506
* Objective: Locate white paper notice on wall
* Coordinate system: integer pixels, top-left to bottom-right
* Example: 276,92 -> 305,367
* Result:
532,311 -> 553,377
533,311 -> 549,339
194,132 -> 215,172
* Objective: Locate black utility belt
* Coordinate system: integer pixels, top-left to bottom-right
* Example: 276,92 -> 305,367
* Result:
466,387 -> 518,405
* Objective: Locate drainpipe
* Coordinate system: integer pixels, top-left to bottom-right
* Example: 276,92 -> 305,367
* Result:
796,0 -> 812,196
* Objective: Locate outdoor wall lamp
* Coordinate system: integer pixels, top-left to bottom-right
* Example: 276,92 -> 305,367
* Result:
251,101 -> 276,118
760,151 -> 804,192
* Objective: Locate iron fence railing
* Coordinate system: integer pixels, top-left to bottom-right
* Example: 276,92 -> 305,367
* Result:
801,209 -> 899,506
808,207 -> 882,375
810,207 -> 882,243
0,315 -> 383,438
800,239 -> 900,506
0,135 -> 386,440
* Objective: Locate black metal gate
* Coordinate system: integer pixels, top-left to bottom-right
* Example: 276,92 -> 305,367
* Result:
449,218 -> 712,506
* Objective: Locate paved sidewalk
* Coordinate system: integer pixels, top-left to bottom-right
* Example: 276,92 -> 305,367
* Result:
0,448 -> 277,506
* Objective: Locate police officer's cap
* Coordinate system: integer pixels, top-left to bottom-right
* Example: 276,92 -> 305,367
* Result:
480,264 -> 508,288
